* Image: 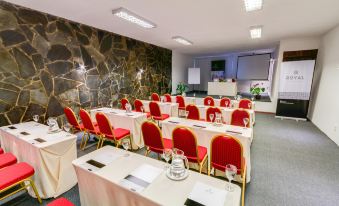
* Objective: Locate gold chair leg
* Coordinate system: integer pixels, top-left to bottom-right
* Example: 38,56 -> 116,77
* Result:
80,131 -> 87,150
100,138 -> 105,148
241,166 -> 247,206
96,137 -> 102,150
29,179 -> 42,204
82,133 -> 90,150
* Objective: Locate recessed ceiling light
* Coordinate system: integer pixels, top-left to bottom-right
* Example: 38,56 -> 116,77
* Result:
244,0 -> 263,12
250,26 -> 262,39
112,7 -> 156,29
172,36 -> 193,45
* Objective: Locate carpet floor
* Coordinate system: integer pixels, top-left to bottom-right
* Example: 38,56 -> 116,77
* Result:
3,113 -> 339,206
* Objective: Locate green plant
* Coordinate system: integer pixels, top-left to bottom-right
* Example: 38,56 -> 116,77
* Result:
176,82 -> 189,94
250,83 -> 265,95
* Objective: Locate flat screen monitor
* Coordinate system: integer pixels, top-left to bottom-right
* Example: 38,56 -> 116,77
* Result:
211,60 -> 225,71
237,54 -> 271,80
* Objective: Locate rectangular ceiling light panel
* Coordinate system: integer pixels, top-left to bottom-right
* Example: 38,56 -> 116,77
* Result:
172,36 -> 193,45
244,0 -> 263,12
112,7 -> 156,29
250,26 -> 262,39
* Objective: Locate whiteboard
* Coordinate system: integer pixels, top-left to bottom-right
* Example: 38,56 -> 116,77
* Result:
188,68 -> 200,84
237,54 -> 271,80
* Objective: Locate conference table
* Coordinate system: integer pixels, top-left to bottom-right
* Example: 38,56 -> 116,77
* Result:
170,96 -> 256,110
0,121 -> 77,198
90,107 -> 148,149
73,146 -> 241,206
161,117 -> 253,182
140,100 -> 179,117
195,105 -> 255,127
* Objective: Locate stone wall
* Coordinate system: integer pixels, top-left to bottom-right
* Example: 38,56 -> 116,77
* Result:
0,2 -> 172,126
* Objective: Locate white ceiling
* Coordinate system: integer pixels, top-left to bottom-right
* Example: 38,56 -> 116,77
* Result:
4,0 -> 339,55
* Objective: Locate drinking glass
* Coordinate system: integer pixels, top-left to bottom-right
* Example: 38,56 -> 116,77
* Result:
219,95 -> 222,99
209,113 -> 214,123
193,93 -> 196,97
234,96 -> 237,100
208,100 -> 211,105
243,118 -> 249,128
162,148 -> 172,170
251,96 -> 255,101
63,123 -> 71,133
225,164 -> 237,192
109,101 -> 114,108
141,106 -> 144,113
33,115 -> 39,125
248,103 -> 251,109
122,139 -> 130,157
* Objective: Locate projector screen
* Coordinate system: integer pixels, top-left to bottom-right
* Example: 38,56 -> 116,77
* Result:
237,54 -> 271,80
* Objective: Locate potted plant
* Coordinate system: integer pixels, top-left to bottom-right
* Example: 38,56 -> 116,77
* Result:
176,82 -> 189,96
250,83 -> 265,100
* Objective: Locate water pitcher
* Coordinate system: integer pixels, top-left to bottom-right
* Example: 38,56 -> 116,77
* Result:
170,148 -> 189,178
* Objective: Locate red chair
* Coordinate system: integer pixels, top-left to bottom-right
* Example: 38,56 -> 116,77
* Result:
64,107 -> 84,132
120,98 -> 130,110
231,109 -> 251,127
172,127 -> 207,173
204,96 -> 215,106
151,93 -> 160,101
0,148 -> 3,154
0,162 -> 42,204
220,97 -> 231,107
185,104 -> 200,120
176,95 -> 186,116
141,121 -> 172,158
48,197 -> 75,206
206,107 -> 222,122
134,99 -> 151,118
164,94 -> 172,102
209,135 -> 246,206
239,99 -> 252,109
0,153 -> 17,169
95,113 -> 131,149
79,109 -> 101,150
149,102 -> 170,123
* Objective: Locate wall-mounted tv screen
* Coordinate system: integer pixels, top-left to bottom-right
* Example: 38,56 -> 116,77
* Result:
211,60 -> 225,71
237,54 -> 271,80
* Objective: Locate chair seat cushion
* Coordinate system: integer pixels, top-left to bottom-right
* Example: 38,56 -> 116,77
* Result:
0,148 -> 3,154
113,128 -> 130,140
47,197 -> 75,206
0,153 -> 17,169
153,114 -> 170,120
0,162 -> 34,190
187,146 -> 207,163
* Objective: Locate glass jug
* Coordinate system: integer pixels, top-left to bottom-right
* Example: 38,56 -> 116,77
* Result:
170,148 -> 189,178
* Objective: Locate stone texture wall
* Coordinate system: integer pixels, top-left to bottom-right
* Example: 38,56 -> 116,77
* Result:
0,2 -> 172,126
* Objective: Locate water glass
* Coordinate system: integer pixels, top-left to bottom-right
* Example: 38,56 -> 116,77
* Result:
185,111 -> 189,119
122,139 -> 130,157
33,115 -> 39,125
208,100 -> 211,105
209,113 -> 214,123
225,164 -> 237,192
243,118 -> 249,128
63,123 -> 71,133
162,148 -> 172,169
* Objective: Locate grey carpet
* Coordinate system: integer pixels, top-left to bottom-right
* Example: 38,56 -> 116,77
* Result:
3,113 -> 339,206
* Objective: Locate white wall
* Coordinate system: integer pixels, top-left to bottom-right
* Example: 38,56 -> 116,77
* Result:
171,51 -> 193,94
309,25 -> 339,145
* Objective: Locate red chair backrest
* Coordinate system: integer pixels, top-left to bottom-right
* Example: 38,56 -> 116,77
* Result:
186,104 -> 200,120
220,97 -> 231,107
64,107 -> 80,128
149,101 -> 162,117
211,135 -> 243,174
176,95 -> 185,108
151,93 -> 160,101
204,96 -> 215,106
231,109 -> 250,127
206,107 -> 222,122
134,99 -> 144,112
239,99 -> 252,109
120,98 -> 129,110
172,127 -> 199,162
141,121 -> 164,151
79,109 -> 95,131
95,112 -> 114,138
164,94 -> 172,102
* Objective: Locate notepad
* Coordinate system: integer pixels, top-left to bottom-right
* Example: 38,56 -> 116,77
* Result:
119,164 -> 162,193
185,182 -> 227,206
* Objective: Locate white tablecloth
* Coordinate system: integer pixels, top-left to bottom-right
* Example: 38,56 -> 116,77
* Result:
90,108 -> 148,149
170,96 -> 256,110
73,146 -> 241,206
162,117 -> 252,182
140,100 -> 179,117
0,122 -> 77,198
195,105 -> 255,127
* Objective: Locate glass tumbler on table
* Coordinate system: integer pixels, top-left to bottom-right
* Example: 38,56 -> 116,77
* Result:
162,148 -> 172,170
243,118 -> 249,128
121,138 -> 130,157
33,115 -> 39,125
225,164 -> 237,192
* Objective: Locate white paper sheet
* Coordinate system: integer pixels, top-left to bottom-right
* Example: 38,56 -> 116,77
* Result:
92,152 -> 122,165
188,182 -> 227,206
